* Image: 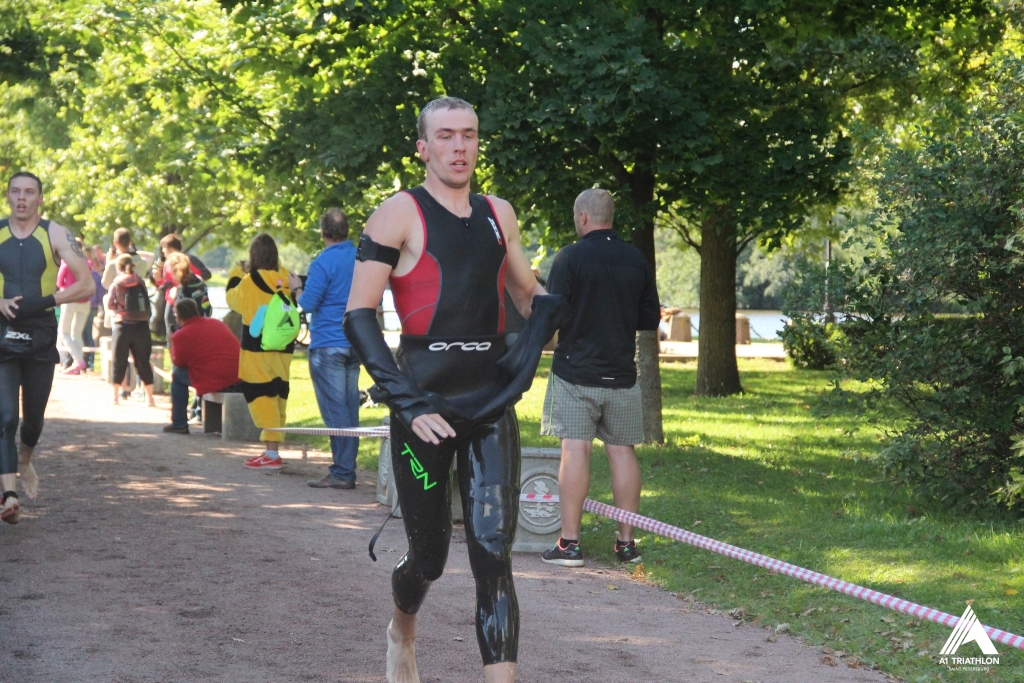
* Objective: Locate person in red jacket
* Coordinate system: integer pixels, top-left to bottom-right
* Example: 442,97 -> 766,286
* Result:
164,298 -> 241,434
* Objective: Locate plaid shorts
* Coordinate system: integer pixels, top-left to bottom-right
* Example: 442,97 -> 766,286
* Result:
541,373 -> 644,446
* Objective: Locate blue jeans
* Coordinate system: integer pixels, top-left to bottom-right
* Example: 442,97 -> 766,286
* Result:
171,366 -> 191,427
308,346 -> 361,483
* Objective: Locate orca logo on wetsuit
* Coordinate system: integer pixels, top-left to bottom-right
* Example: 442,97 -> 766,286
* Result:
427,341 -> 493,352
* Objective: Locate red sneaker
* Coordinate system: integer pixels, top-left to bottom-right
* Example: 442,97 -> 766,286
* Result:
244,454 -> 283,470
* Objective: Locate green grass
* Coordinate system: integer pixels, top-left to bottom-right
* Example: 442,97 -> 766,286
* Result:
285,356 -> 1023,681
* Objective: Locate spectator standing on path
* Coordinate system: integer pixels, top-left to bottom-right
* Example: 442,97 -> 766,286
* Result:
540,188 -> 660,568
101,228 -> 153,291
102,231 -> 154,404
0,172 -> 95,523
288,208 -> 360,490
163,298 -> 241,435
106,254 -> 156,407
225,234 -> 295,470
56,241 -> 93,375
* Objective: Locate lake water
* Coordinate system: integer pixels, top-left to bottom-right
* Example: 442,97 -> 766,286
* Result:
210,287 -> 787,339
677,309 -> 788,341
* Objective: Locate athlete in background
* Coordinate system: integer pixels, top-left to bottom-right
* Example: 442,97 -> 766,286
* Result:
345,98 -> 546,683
0,172 -> 94,523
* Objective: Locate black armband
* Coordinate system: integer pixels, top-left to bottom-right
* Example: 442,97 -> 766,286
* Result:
357,234 -> 401,269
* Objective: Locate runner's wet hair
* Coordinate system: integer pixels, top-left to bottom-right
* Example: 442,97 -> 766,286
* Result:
319,208 -> 349,242
248,233 -> 279,272
417,97 -> 475,141
7,171 -> 42,193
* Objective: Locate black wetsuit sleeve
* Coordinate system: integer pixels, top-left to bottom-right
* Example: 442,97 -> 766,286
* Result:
342,308 -> 442,428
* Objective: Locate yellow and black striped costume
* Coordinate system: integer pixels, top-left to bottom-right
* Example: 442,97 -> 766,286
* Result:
225,264 -> 294,443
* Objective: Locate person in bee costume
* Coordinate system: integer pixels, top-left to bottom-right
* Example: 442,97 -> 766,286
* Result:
226,233 -> 296,471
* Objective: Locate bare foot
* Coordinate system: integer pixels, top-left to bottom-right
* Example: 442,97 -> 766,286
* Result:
19,461 -> 38,499
386,621 -> 419,683
1,495 -> 20,524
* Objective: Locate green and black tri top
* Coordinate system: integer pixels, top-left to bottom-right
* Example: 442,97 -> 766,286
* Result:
0,218 -> 60,361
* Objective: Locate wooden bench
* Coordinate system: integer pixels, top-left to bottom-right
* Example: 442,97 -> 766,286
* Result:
201,391 -> 261,442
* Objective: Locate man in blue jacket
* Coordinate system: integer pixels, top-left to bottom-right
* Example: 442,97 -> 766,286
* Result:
289,208 -> 360,489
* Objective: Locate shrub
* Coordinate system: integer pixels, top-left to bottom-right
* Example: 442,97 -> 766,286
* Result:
839,60 -> 1024,517
781,316 -> 842,370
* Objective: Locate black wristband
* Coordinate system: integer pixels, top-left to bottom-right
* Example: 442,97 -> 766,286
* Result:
16,294 -> 56,316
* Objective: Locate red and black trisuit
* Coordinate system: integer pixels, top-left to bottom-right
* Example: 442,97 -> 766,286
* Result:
388,186 -> 521,665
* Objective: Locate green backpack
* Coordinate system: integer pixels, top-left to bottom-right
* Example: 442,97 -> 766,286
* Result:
253,291 -> 300,351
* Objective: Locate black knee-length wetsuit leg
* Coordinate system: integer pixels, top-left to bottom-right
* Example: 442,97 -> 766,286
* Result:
389,407 -> 521,665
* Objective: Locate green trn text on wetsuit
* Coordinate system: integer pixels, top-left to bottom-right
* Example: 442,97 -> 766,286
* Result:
402,443 -> 437,491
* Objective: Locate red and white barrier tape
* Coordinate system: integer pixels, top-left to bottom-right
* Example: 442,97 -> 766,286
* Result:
264,426 -> 390,438
578,498 -> 1024,651
264,429 -> 1022,649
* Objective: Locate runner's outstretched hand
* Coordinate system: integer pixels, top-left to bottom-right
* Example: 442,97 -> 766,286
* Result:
410,413 -> 455,445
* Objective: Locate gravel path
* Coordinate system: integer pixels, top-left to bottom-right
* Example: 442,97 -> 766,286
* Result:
0,373 -> 889,682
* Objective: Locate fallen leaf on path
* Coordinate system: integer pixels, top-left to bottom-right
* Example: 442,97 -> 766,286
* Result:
775,623 -> 790,634
607,583 -> 619,590
820,655 -> 838,667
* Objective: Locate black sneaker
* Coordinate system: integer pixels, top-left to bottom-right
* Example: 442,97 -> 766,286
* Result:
541,538 -> 584,567
614,539 -> 641,563
162,424 -> 189,435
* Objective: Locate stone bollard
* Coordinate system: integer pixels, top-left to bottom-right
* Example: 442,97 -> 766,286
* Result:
736,314 -> 751,345
221,393 -> 262,442
512,447 -> 563,552
668,313 -> 692,342
150,347 -> 167,395
101,337 -> 113,383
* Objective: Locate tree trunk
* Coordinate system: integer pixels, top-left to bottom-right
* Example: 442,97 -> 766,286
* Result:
635,329 -> 663,443
630,206 -> 664,444
696,214 -> 742,396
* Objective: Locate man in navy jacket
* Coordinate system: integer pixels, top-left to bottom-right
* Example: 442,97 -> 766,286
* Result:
540,188 -> 660,567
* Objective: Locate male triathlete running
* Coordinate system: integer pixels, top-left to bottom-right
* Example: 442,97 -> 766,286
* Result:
344,98 -> 553,683
0,172 -> 94,523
